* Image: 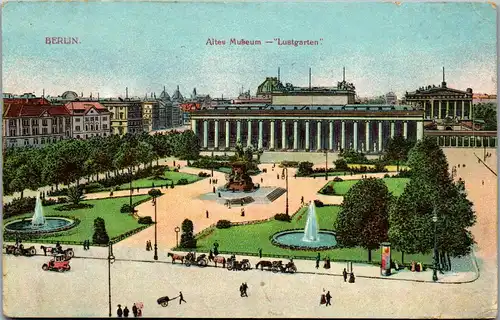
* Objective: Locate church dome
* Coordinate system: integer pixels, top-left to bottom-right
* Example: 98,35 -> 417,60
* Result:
61,91 -> 78,100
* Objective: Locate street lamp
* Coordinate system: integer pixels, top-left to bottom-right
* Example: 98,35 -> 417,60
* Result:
324,149 -> 328,181
153,196 -> 158,261
281,166 -> 289,216
108,242 -> 115,317
432,209 -> 438,282
174,227 -> 180,247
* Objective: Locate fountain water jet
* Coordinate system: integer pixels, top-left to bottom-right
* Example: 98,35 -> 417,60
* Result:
31,192 -> 46,228
302,201 -> 319,242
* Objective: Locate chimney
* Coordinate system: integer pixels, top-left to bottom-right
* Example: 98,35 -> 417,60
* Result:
126,87 -> 128,99
309,68 -> 311,89
98,92 -> 100,100
42,89 -> 45,98
343,67 -> 345,82
278,67 -> 280,82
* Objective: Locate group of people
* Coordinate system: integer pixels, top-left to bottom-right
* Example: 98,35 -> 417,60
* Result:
145,240 -> 153,251
116,303 -> 142,318
82,240 -> 91,250
209,179 -> 219,184
320,290 -> 332,306
410,261 -> 424,272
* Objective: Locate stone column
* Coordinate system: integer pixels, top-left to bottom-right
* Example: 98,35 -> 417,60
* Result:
353,121 -> 358,151
236,120 -> 241,144
270,121 -> 275,150
461,101 -> 465,119
247,120 -> 252,147
203,120 -> 208,148
403,121 -> 408,139
469,136 -> 471,147
453,101 -> 457,118
316,121 -> 322,151
329,121 -> 334,151
258,121 -> 263,150
469,104 -> 473,120
462,136 -> 465,147
214,120 -> 219,149
282,121 -> 287,149
225,120 -> 230,149
416,121 -> 424,140
365,121 -> 370,153
431,100 -> 434,119
390,121 -> 395,138
446,101 -> 450,117
438,101 -> 442,119
488,137 -> 490,148
191,119 -> 197,135
378,121 -> 383,152
341,121 -> 346,150
293,121 -> 299,150
305,121 -> 310,150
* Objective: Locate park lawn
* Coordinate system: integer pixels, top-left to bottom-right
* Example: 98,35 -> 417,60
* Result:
163,170 -> 202,184
347,163 -> 410,172
3,195 -> 151,243
319,178 -> 410,197
195,205 -> 431,264
308,172 -> 349,177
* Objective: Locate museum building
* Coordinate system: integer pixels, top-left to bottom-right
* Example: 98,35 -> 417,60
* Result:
189,75 -> 424,153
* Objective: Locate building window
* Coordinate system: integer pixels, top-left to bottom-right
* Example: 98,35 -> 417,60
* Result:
76,126 -> 81,131
32,119 -> 38,126
42,128 -> 48,134
76,135 -> 80,139
22,119 -> 29,126
90,125 -> 94,131
9,129 -> 16,136
34,138 -> 38,145
120,113 -> 124,120
85,125 -> 88,131
76,118 -> 81,122
42,119 -> 48,126
9,119 -> 15,126
24,139 -> 29,146
103,124 -> 107,130
41,138 -> 45,144
103,116 -> 107,121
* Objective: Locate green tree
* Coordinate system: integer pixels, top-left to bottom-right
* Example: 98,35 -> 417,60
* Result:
383,135 -> 414,172
114,138 -> 142,209
389,137 -> 476,267
180,218 -> 197,248
92,217 -> 110,244
174,130 -> 201,160
67,186 -> 85,205
334,178 -> 392,262
473,102 -> 497,131
297,161 -> 314,176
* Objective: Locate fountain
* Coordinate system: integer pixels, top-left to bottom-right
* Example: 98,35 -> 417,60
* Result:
31,193 -> 46,228
4,192 -> 77,236
302,202 -> 319,242
271,201 -> 337,250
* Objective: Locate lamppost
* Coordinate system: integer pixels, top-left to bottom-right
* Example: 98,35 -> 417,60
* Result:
432,208 -> 438,282
108,241 -> 115,317
281,166 -> 289,216
324,149 -> 328,180
174,227 -> 180,247
153,196 -> 158,261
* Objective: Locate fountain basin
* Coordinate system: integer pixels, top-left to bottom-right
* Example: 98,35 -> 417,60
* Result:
271,229 -> 337,250
4,217 -> 77,235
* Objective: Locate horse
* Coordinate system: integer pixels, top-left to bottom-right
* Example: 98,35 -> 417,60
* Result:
167,252 -> 185,264
209,255 -> 226,268
40,245 -> 55,256
256,260 -> 273,271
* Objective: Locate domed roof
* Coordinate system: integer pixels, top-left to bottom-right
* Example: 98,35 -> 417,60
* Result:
61,91 -> 78,100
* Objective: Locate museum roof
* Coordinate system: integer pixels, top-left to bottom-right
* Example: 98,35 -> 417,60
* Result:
3,104 -> 70,118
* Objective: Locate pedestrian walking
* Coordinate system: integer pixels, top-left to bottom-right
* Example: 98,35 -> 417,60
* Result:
301,196 -> 304,205
83,241 -> 86,251
206,210 -> 209,218
213,186 -> 216,193
123,306 -> 129,318
146,241 -> 149,251
173,161 -> 176,167
261,177 -> 263,183
179,291 -> 186,304
218,192 -> 221,198
482,180 -> 484,185
132,304 -> 138,317
209,179 -> 211,185
241,208 -> 245,217
320,289 -> 326,305
258,248 -> 262,258
117,305 -> 123,318
343,268 -> 348,282
325,291 -> 332,306
315,253 -> 320,269
277,174 -> 279,179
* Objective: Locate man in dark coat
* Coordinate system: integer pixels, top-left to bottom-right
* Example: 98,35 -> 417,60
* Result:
315,253 -> 320,269
117,305 -> 123,317
325,291 -> 332,306
258,248 -> 262,258
343,268 -> 348,282
349,272 -> 355,283
132,304 -> 138,317
123,306 -> 129,318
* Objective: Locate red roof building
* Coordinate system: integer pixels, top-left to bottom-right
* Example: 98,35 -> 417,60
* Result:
64,101 -> 111,139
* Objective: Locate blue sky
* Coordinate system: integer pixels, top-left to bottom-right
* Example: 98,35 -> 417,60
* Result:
2,1 -> 497,99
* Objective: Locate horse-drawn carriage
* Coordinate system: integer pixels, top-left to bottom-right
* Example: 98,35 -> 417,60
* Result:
227,255 -> 251,271
4,244 -> 36,257
272,260 -> 297,273
184,252 -> 208,267
40,245 -> 74,260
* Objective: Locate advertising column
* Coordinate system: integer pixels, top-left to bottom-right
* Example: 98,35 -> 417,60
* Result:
380,242 -> 391,276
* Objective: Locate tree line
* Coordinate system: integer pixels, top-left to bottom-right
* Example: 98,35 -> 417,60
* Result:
3,130 -> 201,197
334,136 -> 475,269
